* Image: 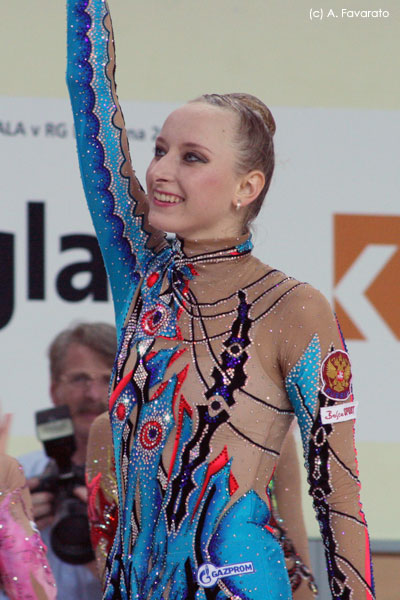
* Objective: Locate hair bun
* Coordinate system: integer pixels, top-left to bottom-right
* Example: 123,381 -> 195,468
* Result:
229,93 -> 276,136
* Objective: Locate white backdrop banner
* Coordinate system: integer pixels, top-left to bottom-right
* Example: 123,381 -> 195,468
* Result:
1,96 -> 399,446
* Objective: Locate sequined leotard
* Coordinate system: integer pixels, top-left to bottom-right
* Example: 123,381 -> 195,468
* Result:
67,1 -> 375,598
0,456 -> 56,599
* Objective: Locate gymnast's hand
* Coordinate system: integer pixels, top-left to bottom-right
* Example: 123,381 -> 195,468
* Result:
0,411 -> 12,454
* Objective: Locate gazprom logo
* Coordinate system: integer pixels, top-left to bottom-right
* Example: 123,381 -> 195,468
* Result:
197,561 -> 255,588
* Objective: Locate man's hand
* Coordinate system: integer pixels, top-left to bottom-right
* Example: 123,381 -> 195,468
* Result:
73,485 -> 88,503
27,476 -> 55,530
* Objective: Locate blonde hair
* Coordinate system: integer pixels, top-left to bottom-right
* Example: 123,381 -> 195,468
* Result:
191,93 -> 276,230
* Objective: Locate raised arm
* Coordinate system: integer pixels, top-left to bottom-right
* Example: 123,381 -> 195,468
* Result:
281,287 -> 375,599
66,0 -> 167,334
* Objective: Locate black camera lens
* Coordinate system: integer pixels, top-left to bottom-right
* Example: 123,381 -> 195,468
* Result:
50,498 -> 95,565
35,406 -> 96,565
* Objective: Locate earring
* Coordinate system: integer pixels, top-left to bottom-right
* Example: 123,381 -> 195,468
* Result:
236,200 -> 242,211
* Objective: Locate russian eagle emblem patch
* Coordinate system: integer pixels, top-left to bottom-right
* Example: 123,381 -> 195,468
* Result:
320,349 -> 352,401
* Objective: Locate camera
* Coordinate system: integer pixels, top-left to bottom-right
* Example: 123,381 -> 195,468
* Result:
34,405 -> 95,565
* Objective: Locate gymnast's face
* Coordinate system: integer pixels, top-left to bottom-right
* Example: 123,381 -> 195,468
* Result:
145,102 -> 245,240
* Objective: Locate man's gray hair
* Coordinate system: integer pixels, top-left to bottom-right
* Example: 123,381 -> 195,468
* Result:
48,322 -> 117,381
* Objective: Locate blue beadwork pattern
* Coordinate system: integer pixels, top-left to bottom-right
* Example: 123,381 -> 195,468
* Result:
284,334 -> 321,448
67,0 -> 168,334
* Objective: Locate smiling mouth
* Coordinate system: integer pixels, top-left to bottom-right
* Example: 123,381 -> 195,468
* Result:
153,190 -> 184,204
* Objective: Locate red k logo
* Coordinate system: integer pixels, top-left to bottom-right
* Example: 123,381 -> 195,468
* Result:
334,215 -> 400,341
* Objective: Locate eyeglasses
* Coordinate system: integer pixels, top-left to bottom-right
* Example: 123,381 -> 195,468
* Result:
59,372 -> 111,390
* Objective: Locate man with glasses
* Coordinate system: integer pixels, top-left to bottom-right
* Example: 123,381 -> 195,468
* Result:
16,322 -> 116,600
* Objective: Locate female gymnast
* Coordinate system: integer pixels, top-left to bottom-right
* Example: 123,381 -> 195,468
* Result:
67,1 -> 375,598
0,415 -> 56,599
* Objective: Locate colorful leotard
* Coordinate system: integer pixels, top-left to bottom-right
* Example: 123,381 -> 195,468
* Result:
67,1 -> 375,598
85,417 -> 318,599
0,456 -> 57,600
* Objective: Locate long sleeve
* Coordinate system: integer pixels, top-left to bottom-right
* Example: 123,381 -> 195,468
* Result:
66,0 -> 167,335
86,412 -> 118,583
0,456 -> 57,600
271,429 -> 318,599
281,286 -> 375,599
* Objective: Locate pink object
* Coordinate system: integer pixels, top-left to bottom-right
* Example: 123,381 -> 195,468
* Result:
0,458 -> 56,599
